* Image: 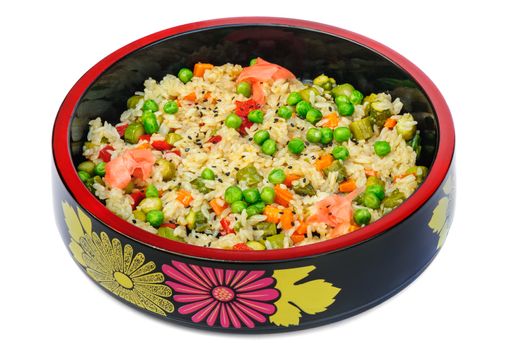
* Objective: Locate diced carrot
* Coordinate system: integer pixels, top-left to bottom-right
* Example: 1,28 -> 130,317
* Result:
348,224 -> 360,232
284,173 -> 301,187
274,185 -> 293,207
263,205 -> 281,224
364,168 -> 378,177
136,142 -> 151,150
384,118 -> 398,129
339,179 -> 357,193
183,92 -> 196,102
209,198 -> 228,216
393,173 -> 411,182
193,63 -> 214,78
177,100 -> 182,107
203,91 -> 213,102
322,113 -> 340,128
295,222 -> 308,235
315,153 -> 334,171
291,234 -> 305,244
280,208 -> 294,230
176,189 -> 193,207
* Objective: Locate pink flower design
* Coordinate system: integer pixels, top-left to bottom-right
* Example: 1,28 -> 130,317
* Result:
162,261 -> 279,329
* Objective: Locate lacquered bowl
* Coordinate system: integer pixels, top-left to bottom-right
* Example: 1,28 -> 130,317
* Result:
52,17 -> 455,333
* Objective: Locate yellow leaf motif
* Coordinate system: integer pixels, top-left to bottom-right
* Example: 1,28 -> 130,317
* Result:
270,266 -> 341,327
428,176 -> 454,249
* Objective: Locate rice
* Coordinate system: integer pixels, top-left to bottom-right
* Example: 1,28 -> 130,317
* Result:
78,60 -> 425,250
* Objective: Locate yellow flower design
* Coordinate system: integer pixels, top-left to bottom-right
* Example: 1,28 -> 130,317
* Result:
428,176 -> 454,249
270,266 -> 341,327
62,202 -> 174,316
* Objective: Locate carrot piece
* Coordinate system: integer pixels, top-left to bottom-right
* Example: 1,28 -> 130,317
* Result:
322,112 -> 339,128
209,198 -> 227,216
295,222 -> 308,235
176,189 -> 193,207
263,205 -> 281,223
177,100 -> 182,107
291,234 -> 305,244
280,208 -> 294,230
364,168 -> 378,177
193,63 -> 214,78
339,179 -> 357,193
136,142 -> 151,150
384,118 -> 397,129
274,185 -> 293,207
348,224 -> 360,233
183,92 -> 196,102
315,154 -> 334,171
203,91 -> 212,101
284,173 -> 301,187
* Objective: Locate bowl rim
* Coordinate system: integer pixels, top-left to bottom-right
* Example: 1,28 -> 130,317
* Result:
52,17 -> 455,262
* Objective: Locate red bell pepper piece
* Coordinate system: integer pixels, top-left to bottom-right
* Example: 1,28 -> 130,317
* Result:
160,223 -> 177,229
139,134 -> 151,142
115,124 -> 128,137
166,149 -> 181,157
130,190 -> 145,209
220,218 -> 235,235
232,243 -> 252,251
151,140 -> 172,151
235,99 -> 259,135
207,135 -> 222,144
98,145 -> 114,162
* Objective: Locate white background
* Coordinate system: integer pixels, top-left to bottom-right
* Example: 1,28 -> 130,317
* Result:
1,0 -> 508,349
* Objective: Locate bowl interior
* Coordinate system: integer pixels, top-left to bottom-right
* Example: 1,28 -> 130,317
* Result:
70,24 -> 438,168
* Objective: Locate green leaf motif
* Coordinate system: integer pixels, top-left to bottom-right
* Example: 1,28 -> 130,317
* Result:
270,266 -> 341,327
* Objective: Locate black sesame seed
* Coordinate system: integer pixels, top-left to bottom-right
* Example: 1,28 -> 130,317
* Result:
185,148 -> 190,152
217,99 -> 222,102
290,123 -> 295,127
328,106 -> 333,112
288,165 -> 293,169
218,178 -> 223,183
234,167 -> 239,171
187,135 -> 192,140
274,118 -> 279,122
225,172 -> 230,176
248,137 -> 253,141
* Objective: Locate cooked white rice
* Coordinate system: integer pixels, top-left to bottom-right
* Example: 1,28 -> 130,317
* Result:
81,62 -> 422,250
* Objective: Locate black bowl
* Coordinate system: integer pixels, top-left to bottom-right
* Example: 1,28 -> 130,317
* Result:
52,17 -> 455,333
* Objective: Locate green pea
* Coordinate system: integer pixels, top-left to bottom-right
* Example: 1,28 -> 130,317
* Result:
277,106 -> 293,119
249,58 -> 257,66
260,186 -> 275,204
248,109 -> 264,123
261,139 -> 277,156
331,83 -> 354,98
306,108 -> 323,125
288,138 -> 305,154
374,141 -> 391,157
94,161 -> 106,176
78,170 -> 91,182
142,111 -> 159,134
142,99 -> 159,112
243,188 -> 261,204
331,146 -> 349,160
253,130 -> 270,145
306,127 -> 322,143
163,100 -> 179,114
237,81 -> 252,97
366,184 -> 385,200
354,208 -> 371,225
146,210 -> 164,227
363,192 -> 381,209
287,92 -> 303,106
268,168 -> 286,184
145,184 -> 159,198
333,127 -> 351,143
225,186 -> 243,204
178,68 -> 193,83
231,200 -> 248,214
295,101 -> 312,118
246,202 -> 265,217
320,127 -> 334,144
337,101 -> 355,116
225,113 -> 243,129
350,90 -> 364,105
127,95 -> 143,109
77,161 -> 95,175
334,95 -> 349,105
201,168 -> 215,180
166,132 -> 183,145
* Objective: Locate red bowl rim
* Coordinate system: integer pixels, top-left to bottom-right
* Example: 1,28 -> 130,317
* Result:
52,17 -> 454,262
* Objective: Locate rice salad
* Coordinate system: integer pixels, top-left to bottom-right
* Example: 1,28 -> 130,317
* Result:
76,58 -> 427,251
